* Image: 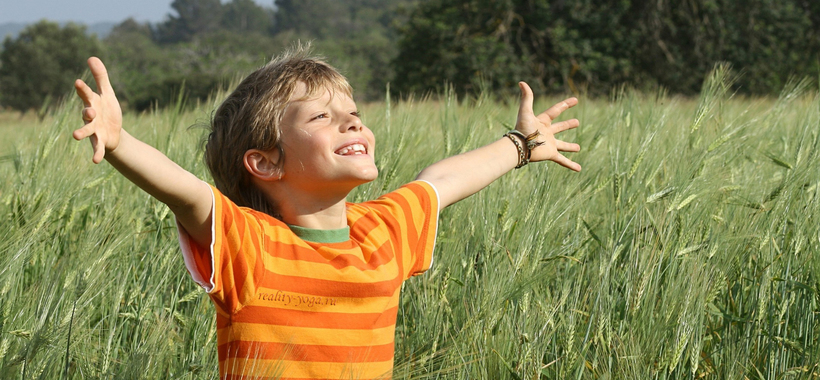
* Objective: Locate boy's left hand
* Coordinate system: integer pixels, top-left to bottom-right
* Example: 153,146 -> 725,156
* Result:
515,81 -> 581,171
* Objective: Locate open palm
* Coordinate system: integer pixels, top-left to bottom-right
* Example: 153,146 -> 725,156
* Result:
515,82 -> 582,171
73,57 -> 123,164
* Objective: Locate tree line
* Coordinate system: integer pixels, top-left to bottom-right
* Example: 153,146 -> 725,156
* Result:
1,0 -> 819,114
394,0 -> 820,99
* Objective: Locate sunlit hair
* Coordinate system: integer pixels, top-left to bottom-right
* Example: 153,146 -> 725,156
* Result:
205,44 -> 353,216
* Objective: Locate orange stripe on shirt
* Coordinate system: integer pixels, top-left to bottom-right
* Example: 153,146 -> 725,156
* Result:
218,340 -> 395,362
221,357 -> 394,379
231,305 -> 399,330
259,272 -> 403,298
260,242 -> 398,272
217,324 -> 397,347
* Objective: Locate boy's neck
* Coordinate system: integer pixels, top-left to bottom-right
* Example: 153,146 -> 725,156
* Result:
280,201 -> 349,230
271,186 -> 350,230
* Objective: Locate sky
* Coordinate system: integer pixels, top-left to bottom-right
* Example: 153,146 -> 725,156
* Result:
0,0 -> 273,24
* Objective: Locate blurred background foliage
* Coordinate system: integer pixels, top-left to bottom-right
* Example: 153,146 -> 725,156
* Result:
1,0 -> 820,113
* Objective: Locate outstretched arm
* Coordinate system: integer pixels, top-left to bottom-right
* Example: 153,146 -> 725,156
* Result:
74,57 -> 212,246
416,82 -> 581,210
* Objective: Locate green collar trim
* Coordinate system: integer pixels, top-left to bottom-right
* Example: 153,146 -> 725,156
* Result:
287,224 -> 350,244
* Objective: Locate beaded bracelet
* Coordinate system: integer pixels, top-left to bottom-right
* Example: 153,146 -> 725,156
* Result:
503,131 -> 529,168
508,130 -> 544,152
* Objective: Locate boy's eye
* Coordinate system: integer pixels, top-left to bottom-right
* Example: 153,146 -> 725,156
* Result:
311,113 -> 328,121
351,111 -> 361,118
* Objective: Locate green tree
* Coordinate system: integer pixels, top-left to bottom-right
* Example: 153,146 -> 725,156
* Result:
392,0 -> 638,97
104,0 -> 285,111
156,0 -> 224,43
633,0 -> 820,94
104,18 -> 175,110
274,0 -> 351,39
0,20 -> 100,115
105,16 -> 282,111
392,0 -> 535,97
393,0 -> 820,97
222,0 -> 275,34
273,0 -> 415,100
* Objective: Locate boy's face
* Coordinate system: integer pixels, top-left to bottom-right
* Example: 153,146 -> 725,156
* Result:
277,82 -> 378,193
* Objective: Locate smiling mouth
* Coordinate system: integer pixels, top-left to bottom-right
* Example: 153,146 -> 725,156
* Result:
335,143 -> 367,156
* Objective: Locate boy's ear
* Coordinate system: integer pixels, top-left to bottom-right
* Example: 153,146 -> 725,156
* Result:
244,148 -> 282,181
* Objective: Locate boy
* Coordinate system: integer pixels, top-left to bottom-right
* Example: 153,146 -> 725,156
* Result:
73,48 -> 581,379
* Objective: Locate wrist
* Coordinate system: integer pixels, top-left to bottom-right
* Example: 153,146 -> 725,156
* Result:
503,131 -> 529,168
510,130 -> 543,152
104,129 -> 129,161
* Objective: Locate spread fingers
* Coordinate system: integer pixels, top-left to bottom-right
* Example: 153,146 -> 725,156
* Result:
556,140 -> 581,152
90,135 -> 105,164
538,97 -> 578,121
74,79 -> 96,107
72,122 -> 96,141
550,118 -> 580,133
552,153 -> 582,172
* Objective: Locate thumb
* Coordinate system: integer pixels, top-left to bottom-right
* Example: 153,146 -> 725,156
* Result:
518,81 -> 534,119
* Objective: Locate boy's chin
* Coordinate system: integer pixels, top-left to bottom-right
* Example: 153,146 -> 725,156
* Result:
353,171 -> 378,186
356,167 -> 379,182
337,169 -> 379,188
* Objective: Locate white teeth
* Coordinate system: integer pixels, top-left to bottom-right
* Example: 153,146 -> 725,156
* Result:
336,143 -> 366,155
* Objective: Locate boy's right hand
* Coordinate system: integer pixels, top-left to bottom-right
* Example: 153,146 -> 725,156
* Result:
73,57 -> 123,164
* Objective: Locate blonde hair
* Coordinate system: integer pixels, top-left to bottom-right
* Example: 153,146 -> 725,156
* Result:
205,46 -> 353,216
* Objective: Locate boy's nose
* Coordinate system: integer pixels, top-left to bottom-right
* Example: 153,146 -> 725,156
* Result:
341,118 -> 364,132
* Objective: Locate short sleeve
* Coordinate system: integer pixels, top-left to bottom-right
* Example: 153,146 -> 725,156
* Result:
176,184 -> 267,315
356,180 -> 440,278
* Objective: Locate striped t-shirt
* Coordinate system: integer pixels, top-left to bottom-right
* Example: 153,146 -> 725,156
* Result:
177,181 -> 440,380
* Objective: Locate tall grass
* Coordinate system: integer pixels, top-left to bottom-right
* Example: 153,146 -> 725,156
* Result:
1,67 -> 819,379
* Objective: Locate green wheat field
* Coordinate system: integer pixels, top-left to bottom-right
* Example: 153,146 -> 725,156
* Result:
2,67 -> 820,379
